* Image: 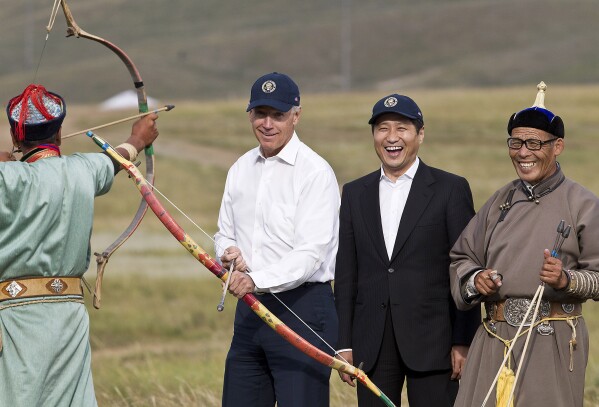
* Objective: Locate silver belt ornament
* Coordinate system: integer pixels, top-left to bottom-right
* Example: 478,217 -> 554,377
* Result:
504,298 -> 550,327
494,298 -> 576,336
505,298 -> 555,335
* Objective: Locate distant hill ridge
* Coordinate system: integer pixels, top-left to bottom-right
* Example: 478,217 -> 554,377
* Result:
1,0 -> 598,104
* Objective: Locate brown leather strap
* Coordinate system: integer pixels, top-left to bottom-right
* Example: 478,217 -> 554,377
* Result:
490,299 -> 581,322
0,277 -> 83,302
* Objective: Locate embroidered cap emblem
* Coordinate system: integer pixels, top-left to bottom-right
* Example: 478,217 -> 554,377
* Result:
6,281 -> 24,298
383,97 -> 398,108
262,80 -> 276,93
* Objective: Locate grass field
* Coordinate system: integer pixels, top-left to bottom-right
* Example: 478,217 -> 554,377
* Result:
87,276 -> 599,406
7,84 -> 599,406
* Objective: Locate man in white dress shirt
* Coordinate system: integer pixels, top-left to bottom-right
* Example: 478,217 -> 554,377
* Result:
215,72 -> 340,407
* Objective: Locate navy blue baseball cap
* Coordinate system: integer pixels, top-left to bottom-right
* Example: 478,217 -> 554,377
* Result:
246,72 -> 300,112
368,94 -> 423,125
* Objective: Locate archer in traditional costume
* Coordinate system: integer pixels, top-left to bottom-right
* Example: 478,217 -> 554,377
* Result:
0,84 -> 158,406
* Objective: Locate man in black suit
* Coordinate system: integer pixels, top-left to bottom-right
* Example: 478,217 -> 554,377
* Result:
334,94 -> 480,406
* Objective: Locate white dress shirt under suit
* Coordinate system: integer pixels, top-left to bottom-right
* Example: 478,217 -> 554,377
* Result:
379,157 -> 419,259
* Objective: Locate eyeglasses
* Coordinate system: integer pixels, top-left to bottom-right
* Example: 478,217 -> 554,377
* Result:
506,137 -> 558,151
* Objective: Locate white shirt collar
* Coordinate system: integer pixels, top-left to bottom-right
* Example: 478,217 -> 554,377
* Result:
257,132 -> 300,165
379,157 -> 420,183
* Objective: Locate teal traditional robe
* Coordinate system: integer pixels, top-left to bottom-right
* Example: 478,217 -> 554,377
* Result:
0,153 -> 113,407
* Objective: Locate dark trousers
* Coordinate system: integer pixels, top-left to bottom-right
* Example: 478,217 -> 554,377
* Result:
222,282 -> 338,407
357,310 -> 458,407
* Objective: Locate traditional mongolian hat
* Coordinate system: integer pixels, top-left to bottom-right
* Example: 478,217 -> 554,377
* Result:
507,81 -> 564,138
6,84 -> 66,142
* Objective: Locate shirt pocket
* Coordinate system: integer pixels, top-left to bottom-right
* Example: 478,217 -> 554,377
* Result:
264,203 -> 295,246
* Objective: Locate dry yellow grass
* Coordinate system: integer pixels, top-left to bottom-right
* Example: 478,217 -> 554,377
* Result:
7,85 -> 598,405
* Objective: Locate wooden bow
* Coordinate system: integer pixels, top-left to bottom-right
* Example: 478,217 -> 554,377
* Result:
58,0 -> 156,308
87,131 -> 396,407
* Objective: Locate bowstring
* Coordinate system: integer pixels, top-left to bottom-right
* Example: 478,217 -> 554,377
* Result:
37,0 -> 351,374
140,175 -> 347,362
33,0 -> 62,83
270,288 -> 345,361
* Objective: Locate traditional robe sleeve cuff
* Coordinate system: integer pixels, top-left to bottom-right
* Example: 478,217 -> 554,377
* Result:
564,269 -> 599,300
461,267 -> 484,303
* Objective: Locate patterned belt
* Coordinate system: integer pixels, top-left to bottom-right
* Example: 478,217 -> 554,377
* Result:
0,277 -> 83,302
486,298 -> 582,327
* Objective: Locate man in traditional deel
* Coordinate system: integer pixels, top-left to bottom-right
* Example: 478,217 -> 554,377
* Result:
0,84 -> 158,406
450,82 -> 599,407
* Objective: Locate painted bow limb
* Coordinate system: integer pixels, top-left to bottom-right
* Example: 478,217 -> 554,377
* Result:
58,0 -> 155,309
87,131 -> 396,407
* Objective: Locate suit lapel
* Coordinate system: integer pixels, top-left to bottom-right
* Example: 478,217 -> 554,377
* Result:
359,171 -> 389,263
390,162 -> 435,262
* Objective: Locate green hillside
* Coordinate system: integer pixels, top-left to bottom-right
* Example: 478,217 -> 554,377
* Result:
2,0 -> 599,104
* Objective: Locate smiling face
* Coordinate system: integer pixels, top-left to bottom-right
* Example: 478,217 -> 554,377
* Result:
509,127 -> 564,184
373,113 -> 423,181
249,106 -> 300,158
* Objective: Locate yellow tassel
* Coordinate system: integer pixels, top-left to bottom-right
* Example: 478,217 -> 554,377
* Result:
496,366 -> 515,407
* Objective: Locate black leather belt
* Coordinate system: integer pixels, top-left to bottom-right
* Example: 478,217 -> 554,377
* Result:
302,281 -> 330,287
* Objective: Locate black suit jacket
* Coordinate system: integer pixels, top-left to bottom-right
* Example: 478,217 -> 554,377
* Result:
334,161 -> 480,372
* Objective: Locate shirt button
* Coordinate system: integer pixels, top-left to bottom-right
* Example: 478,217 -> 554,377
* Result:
388,268 -> 394,273
380,303 -> 386,309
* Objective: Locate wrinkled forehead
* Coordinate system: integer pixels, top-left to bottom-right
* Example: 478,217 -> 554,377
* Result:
373,112 -> 416,126
510,127 -> 553,140
251,105 -> 286,114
